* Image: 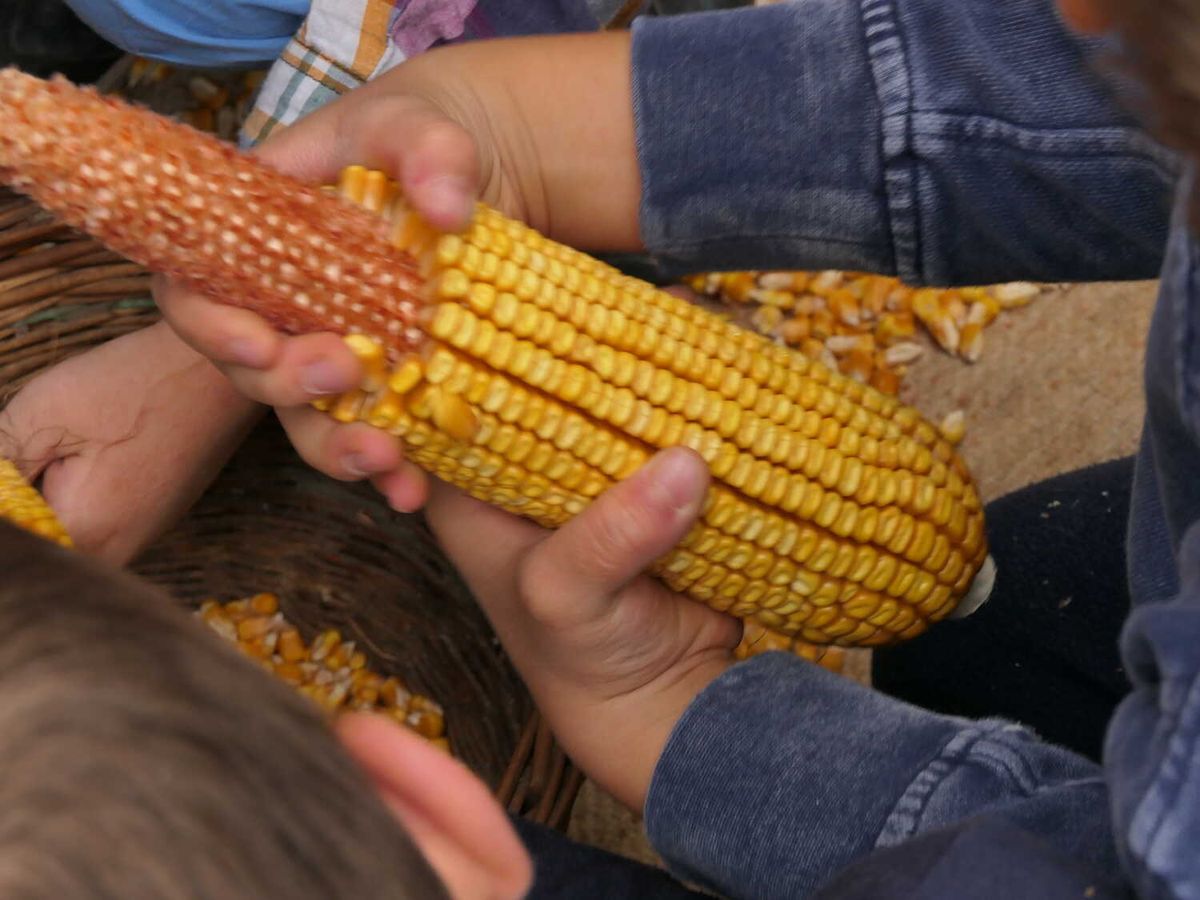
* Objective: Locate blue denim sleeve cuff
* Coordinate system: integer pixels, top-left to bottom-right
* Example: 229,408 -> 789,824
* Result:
644,652 -> 1114,899
631,2 -> 891,278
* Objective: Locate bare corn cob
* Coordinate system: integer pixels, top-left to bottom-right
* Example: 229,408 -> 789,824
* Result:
0,458 -> 72,547
198,592 -> 450,752
0,70 -> 994,648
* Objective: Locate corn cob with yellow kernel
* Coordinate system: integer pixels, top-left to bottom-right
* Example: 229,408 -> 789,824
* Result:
0,69 -> 995,649
198,592 -> 450,752
0,458 -> 72,547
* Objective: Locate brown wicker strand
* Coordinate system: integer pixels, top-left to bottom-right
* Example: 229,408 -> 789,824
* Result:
0,239 -> 99,282
549,768 -> 587,831
0,264 -> 146,309
496,713 -> 540,809
0,220 -> 72,255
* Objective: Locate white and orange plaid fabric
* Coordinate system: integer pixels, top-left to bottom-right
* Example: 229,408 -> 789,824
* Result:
241,0 -> 633,146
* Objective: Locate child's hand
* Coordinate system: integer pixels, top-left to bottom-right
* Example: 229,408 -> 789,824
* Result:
153,33 -> 639,513
149,75 -> 495,512
423,447 -> 740,814
0,322 -> 259,564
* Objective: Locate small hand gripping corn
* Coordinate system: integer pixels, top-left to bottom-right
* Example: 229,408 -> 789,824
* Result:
0,69 -> 995,648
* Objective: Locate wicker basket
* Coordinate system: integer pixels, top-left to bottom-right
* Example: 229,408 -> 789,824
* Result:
0,188 -> 583,830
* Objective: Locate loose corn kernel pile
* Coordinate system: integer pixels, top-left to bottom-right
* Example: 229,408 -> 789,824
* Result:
689,271 -> 1043,439
0,70 -> 994,651
197,592 -> 450,752
0,458 -> 72,547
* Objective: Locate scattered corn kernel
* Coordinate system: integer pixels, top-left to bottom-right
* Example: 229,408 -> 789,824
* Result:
940,410 -> 967,445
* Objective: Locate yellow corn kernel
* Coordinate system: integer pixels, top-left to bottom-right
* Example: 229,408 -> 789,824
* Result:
779,316 -> 811,345
993,282 -> 1041,308
959,322 -> 984,363
940,410 -> 967,445
875,311 -> 916,345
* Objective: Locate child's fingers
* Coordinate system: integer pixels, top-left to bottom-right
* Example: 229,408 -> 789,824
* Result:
258,90 -> 481,231
276,406 -> 401,480
156,267 -> 363,407
275,405 -> 430,512
152,275 -> 283,370
370,462 -> 431,514
215,332 -> 362,408
516,448 -> 710,625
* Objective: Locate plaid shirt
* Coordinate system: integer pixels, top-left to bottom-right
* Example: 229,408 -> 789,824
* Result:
241,0 -> 629,146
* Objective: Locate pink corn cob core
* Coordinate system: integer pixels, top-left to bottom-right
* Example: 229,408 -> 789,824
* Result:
0,68 -> 427,353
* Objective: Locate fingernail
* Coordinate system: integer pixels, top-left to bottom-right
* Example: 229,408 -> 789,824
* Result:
419,175 -> 473,227
641,450 -> 707,517
343,454 -> 371,478
301,360 -> 352,396
228,338 -> 272,368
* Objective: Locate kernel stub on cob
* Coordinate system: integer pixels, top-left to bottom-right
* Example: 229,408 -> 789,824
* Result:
0,458 -> 72,547
198,593 -> 450,752
0,69 -> 995,649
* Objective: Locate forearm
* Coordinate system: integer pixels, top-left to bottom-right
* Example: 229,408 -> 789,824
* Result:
399,33 -> 642,254
89,321 -> 264,560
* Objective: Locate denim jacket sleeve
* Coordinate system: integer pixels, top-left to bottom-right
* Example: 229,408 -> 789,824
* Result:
1107,170 -> 1200,900
643,653 -> 1118,899
630,0 -> 1178,285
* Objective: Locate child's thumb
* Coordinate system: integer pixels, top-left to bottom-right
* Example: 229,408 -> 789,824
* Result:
253,94 -> 480,232
518,448 -> 710,624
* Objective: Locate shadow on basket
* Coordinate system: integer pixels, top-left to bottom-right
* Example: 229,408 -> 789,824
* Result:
0,187 -> 583,831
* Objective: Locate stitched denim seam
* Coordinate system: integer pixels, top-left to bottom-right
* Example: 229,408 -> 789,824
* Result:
860,0 -> 919,283
877,727 -> 987,847
962,737 -> 1042,797
903,117 -> 1178,178
877,723 -> 1062,848
647,232 -> 883,254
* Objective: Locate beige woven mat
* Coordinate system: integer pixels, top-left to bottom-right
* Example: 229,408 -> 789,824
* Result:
568,278 -> 1158,865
